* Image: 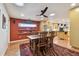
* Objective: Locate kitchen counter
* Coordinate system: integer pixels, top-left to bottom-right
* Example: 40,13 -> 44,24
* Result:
56,31 -> 70,40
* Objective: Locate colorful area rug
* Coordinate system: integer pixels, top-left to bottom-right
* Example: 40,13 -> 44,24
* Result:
20,43 -> 79,56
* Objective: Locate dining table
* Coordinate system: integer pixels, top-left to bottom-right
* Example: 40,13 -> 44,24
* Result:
27,35 -> 40,55
27,33 -> 55,55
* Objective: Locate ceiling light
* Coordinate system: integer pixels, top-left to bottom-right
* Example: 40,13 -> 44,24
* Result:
15,3 -> 24,6
71,3 -> 76,7
40,15 -> 43,17
50,13 -> 55,16
21,13 -> 24,17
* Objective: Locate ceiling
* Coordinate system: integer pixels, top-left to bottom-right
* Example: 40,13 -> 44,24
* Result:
4,3 -> 79,22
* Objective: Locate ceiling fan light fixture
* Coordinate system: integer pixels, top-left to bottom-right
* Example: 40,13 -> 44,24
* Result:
40,15 -> 44,17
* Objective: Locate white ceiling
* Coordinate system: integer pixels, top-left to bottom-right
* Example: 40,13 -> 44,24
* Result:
4,3 -> 79,21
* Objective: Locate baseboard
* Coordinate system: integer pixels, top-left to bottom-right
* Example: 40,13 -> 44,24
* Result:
10,39 -> 29,43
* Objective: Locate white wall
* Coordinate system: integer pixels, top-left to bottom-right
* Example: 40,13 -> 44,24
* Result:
0,4 -> 10,56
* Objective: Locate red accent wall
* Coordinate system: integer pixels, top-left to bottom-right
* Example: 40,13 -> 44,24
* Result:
10,18 -> 40,41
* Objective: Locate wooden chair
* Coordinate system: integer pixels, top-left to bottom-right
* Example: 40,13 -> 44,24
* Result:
49,31 -> 55,47
31,32 -> 39,35
49,31 -> 58,56
36,32 -> 48,55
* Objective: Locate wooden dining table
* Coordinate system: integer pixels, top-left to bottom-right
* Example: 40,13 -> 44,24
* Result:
27,34 -> 54,55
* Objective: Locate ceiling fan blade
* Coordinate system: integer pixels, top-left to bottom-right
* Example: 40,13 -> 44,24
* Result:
43,15 -> 48,17
41,7 -> 48,15
36,6 -> 48,17
43,7 -> 48,12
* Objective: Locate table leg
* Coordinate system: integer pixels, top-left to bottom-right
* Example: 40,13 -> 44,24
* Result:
32,40 -> 36,55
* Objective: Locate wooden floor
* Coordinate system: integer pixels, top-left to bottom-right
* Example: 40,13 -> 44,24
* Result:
5,39 -> 29,56
4,36 -> 79,56
20,43 -> 79,56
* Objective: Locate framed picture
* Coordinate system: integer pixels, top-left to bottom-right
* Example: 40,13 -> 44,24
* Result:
2,14 -> 6,29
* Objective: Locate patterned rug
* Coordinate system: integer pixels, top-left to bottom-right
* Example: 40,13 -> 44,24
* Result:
20,43 -> 79,56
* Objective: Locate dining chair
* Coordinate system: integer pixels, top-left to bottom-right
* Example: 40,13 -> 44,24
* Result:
49,31 -> 55,47
49,31 -> 58,56
36,31 -> 48,56
30,32 -> 38,35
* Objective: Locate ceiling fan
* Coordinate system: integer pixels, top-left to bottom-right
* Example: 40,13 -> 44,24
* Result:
37,6 -> 48,17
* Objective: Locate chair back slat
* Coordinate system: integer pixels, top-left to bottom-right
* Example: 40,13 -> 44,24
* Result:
38,32 -> 48,45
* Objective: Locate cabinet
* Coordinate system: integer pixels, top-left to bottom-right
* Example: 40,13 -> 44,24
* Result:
57,32 -> 69,40
10,18 -> 40,41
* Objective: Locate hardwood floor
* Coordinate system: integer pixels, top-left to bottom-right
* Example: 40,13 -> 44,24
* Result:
20,43 -> 79,56
5,39 -> 29,56
4,35 -> 79,56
